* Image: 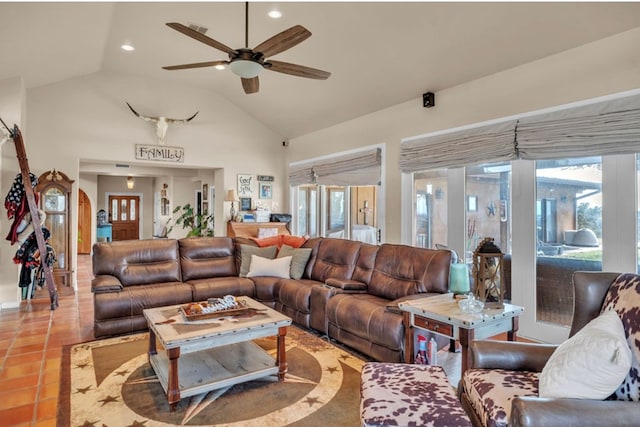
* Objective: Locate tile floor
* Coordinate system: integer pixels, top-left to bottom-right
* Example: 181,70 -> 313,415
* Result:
0,255 -> 94,427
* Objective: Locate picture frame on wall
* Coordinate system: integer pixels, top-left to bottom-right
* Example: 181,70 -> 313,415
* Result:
259,182 -> 272,199
202,183 -> 208,201
237,174 -> 253,197
240,197 -> 252,211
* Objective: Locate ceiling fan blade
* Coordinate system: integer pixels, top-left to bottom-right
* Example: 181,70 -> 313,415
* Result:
267,60 -> 331,80
163,60 -> 228,70
241,77 -> 259,94
166,22 -> 235,55
253,25 -> 311,58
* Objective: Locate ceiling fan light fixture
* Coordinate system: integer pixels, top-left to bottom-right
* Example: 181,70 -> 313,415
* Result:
229,59 -> 263,78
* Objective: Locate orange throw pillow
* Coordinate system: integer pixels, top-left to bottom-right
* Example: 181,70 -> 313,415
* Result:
249,235 -> 283,248
281,235 -> 308,248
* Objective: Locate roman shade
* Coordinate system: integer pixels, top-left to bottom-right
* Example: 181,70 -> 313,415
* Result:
288,147 -> 382,187
288,164 -> 315,186
399,121 -> 518,173
516,93 -> 640,160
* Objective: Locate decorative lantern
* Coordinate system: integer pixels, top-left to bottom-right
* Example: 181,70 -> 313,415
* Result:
472,237 -> 505,308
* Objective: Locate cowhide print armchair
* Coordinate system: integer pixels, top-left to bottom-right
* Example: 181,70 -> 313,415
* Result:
458,271 -> 640,427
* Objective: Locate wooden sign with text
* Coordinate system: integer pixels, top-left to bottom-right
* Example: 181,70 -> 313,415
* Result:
135,144 -> 184,162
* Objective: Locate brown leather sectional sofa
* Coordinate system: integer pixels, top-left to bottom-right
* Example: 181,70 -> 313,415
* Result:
92,236 -> 452,362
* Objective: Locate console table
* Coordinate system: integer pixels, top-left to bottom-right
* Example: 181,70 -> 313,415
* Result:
226,221 -> 290,238
399,293 -> 523,375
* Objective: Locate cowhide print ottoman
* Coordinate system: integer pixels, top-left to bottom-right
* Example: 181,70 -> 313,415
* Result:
360,362 -> 472,427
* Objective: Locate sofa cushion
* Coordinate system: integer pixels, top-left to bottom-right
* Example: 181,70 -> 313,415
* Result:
92,239 -> 181,286
179,237 -> 237,281
239,244 -> 278,277
539,309 -> 631,399
461,368 -> 539,427
278,244 -> 312,279
327,293 -> 404,350
600,272 -> 640,401
309,238 -> 361,282
369,245 -> 451,300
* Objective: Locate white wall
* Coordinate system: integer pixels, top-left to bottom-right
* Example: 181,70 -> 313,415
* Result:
0,76 -> 26,308
287,27 -> 640,243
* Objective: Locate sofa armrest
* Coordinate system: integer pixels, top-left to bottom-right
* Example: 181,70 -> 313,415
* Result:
511,396 -> 640,427
470,340 -> 557,371
92,275 -> 124,294
325,278 -> 367,291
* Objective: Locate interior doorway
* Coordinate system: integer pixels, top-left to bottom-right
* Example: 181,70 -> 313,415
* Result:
77,189 -> 92,254
109,195 -> 140,241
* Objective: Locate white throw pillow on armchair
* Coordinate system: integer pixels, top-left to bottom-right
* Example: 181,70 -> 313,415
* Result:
539,309 -> 632,399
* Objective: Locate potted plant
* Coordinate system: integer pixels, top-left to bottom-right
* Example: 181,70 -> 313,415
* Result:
167,203 -> 214,237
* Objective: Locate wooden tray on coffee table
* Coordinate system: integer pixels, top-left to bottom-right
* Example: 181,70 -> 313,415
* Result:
180,299 -> 252,321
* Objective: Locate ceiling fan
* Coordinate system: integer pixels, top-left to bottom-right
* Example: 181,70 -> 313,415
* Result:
162,2 -> 331,94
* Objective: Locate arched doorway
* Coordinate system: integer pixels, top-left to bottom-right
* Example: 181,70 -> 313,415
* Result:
77,189 -> 92,254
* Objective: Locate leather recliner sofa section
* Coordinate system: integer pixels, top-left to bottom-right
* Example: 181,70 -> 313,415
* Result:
91,236 -> 452,362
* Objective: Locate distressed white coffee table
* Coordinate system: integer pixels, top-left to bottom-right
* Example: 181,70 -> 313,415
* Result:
143,297 -> 292,410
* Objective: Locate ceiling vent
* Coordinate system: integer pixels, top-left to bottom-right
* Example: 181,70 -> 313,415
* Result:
187,23 -> 208,34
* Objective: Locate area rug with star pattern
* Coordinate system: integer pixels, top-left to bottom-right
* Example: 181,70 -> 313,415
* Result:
57,326 -> 366,426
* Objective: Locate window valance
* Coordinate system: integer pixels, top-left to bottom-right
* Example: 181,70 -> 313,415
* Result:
516,93 -> 640,160
288,147 -> 382,187
399,121 -> 517,173
399,91 -> 640,172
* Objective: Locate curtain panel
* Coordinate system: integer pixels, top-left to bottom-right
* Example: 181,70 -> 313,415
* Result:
399,121 -> 518,173
288,147 -> 382,187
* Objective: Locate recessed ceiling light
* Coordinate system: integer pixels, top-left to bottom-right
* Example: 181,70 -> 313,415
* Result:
214,64 -> 226,70
121,43 -> 135,52
268,10 -> 282,19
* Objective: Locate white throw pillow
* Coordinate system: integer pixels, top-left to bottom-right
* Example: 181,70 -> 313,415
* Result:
539,309 -> 632,399
247,255 -> 292,278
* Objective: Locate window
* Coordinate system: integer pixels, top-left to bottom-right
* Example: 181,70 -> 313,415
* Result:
413,171 -> 447,248
297,185 -> 318,237
535,157 -> 602,326
327,186 -> 345,233
465,162 -> 512,257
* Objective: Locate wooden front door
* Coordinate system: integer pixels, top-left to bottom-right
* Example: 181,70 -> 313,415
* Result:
77,189 -> 92,254
109,195 -> 140,241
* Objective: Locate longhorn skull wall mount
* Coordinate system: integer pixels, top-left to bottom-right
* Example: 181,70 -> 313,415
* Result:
126,102 -> 198,145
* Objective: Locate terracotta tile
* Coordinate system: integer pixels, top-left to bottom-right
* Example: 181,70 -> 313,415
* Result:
7,342 -> 45,356
0,373 -> 41,391
35,398 -> 58,421
0,360 -> 42,380
38,381 -> 59,400
0,403 -> 35,426
0,386 -> 38,411
4,351 -> 43,367
34,418 -> 57,427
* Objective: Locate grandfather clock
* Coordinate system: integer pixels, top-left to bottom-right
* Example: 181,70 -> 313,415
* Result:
36,170 -> 74,293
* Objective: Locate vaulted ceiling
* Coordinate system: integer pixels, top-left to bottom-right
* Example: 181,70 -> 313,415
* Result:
2,2 -> 640,139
